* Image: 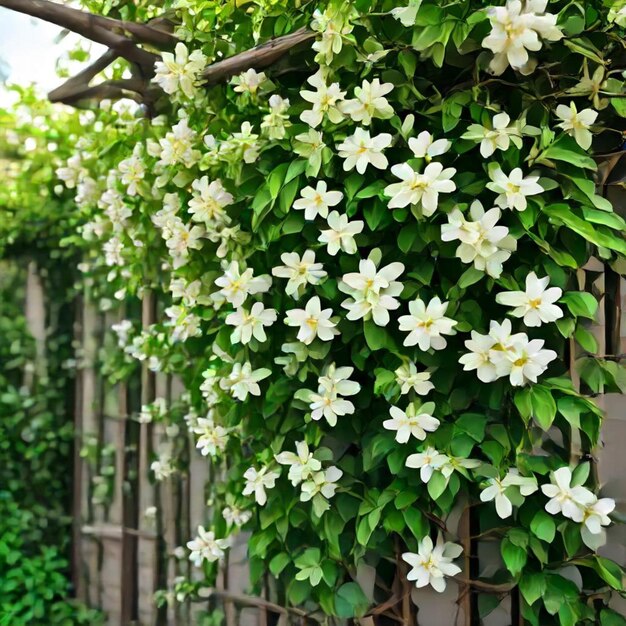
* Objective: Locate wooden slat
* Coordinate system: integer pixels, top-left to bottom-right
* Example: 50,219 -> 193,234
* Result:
137,291 -> 159,626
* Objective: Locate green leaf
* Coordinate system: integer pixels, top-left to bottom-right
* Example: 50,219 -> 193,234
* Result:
571,461 -> 590,487
427,471 -> 447,500
514,388 -> 532,422
501,537 -> 527,577
455,413 -> 487,442
398,224 -> 419,253
544,204 -> 626,255
601,608 -> 626,626
363,320 -> 397,351
592,556 -> 624,590
269,553 -> 290,577
394,491 -> 418,509
458,267 -> 484,289
403,508 -> 427,539
563,37 -> 605,64
284,160 -> 307,183
530,385 -> 557,431
540,135 -> 597,170
560,292 -> 598,319
334,582 -> 370,618
519,572 -> 546,606
267,162 -> 289,199
530,510 -> 556,543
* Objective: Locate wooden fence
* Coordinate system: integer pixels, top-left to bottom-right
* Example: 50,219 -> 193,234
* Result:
18,255 -> 626,626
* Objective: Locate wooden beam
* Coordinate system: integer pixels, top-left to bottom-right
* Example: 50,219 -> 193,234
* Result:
202,27 -> 314,86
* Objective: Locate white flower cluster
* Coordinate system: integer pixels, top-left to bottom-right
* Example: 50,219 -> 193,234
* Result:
306,363 -> 361,427
441,201 -> 516,278
275,441 -> 343,515
482,0 -> 563,75
541,467 -> 615,547
460,319 -> 557,386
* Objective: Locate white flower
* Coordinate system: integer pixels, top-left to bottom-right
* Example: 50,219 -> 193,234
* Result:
395,362 -> 434,396
300,466 -> 343,502
194,416 -> 229,457
242,466 -> 280,506
440,201 -> 517,278
300,69 -> 346,128
482,0 -> 563,76
487,166 -> 543,211
271,250 -> 327,298
405,447 -> 450,483
103,237 -> 124,266
231,68 -> 267,95
225,302 -> 277,344
311,8 -> 353,62
165,305 -> 202,342
285,296 -> 339,345
319,363 -> 361,396
228,122 -> 260,164
309,390 -> 355,426
223,506 -> 252,527
496,272 -> 563,327
480,470 -> 537,518
118,147 -> 145,196
541,467 -> 596,523
555,102 -> 598,150
170,278 -> 205,307
214,261 -> 272,308
293,128 -> 326,173
219,361 -> 271,401
275,441 -> 322,486
461,112 -> 520,158
383,402 -> 440,444
261,95 -> 291,139
188,177 -> 234,227
408,131 -> 451,160
154,43 -> 206,98
341,78 -> 394,125
459,330 -> 499,383
293,181 -> 343,220
402,535 -> 463,593
157,119 -> 200,168
57,154 -> 86,189
460,318 -> 530,386
99,189 -> 131,228
385,162 -> 456,215
582,497 -> 615,535
112,319 -> 133,347
166,221 -> 206,268
336,127 -> 392,174
318,211 -> 364,256
308,363 -> 360,427
491,334 -> 557,386
186,526 -> 229,567
339,257 -> 405,326
151,455 -> 175,480
398,297 -> 457,350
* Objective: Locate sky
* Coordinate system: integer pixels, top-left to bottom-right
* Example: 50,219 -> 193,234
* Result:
0,7 -> 104,106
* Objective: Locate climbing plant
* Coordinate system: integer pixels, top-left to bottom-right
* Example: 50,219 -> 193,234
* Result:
3,0 -> 626,624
